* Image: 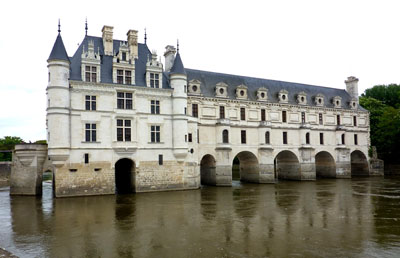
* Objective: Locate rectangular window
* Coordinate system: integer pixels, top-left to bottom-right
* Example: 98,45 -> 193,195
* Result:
122,52 -> 127,61
188,133 -> 192,142
320,133 -> 324,145
84,153 -> 89,164
151,100 -> 160,114
116,119 -> 131,141
159,154 -> 163,165
117,92 -> 133,109
85,95 -> 96,111
354,134 -> 358,145
337,115 -> 341,125
219,106 -> 225,119
117,70 -> 124,84
283,132 -> 288,144
85,123 -> 96,142
319,113 -> 323,125
282,111 -> 287,123
151,125 -> 161,143
240,108 -> 246,120
192,104 -> 198,118
85,65 -> 97,82
261,109 -> 266,121
197,129 -> 199,143
241,130 -> 246,144
150,73 -> 160,88
125,71 -> 132,85
301,112 -> 306,124
185,135 -> 187,142
353,116 -> 357,126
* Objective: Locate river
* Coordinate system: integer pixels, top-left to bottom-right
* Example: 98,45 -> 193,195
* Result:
1,177 -> 400,257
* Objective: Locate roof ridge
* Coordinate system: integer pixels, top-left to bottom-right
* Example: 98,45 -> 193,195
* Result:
186,68 -> 344,91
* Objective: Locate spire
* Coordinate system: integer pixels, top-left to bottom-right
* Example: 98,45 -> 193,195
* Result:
177,39 -> 179,53
170,51 -> 186,75
144,28 -> 147,44
85,17 -> 88,36
48,22 -> 70,62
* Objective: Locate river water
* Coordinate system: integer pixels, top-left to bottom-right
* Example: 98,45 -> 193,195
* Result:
1,177 -> 400,258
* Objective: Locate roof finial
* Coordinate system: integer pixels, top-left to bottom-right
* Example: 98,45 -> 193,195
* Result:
177,39 -> 179,53
144,28 -> 147,44
85,17 -> 88,36
58,19 -> 61,34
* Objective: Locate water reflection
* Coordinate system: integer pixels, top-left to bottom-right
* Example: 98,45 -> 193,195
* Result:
1,178 -> 400,257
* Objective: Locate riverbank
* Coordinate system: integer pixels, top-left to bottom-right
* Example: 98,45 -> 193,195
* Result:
0,248 -> 18,258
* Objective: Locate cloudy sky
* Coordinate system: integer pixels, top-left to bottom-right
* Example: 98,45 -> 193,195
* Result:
0,0 -> 399,142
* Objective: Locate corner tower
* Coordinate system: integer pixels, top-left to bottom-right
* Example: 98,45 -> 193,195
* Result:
46,23 -> 71,166
169,47 -> 188,161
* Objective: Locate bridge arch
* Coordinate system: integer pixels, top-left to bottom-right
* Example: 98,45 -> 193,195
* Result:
115,158 -> 135,194
315,151 -> 336,178
351,150 -> 369,176
274,150 -> 301,180
232,151 -> 259,183
200,154 -> 216,185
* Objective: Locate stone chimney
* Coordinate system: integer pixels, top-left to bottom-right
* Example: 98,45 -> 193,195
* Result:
345,76 -> 359,102
127,29 -> 138,59
164,45 -> 176,72
102,25 -> 114,56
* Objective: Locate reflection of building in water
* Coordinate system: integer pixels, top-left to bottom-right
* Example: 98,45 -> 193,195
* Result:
43,22 -> 378,197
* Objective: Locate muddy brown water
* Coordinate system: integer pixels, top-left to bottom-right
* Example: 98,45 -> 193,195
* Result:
1,177 -> 400,258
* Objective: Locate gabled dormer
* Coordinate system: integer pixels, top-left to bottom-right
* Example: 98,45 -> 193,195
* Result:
314,93 -> 324,107
278,89 -> 289,104
215,82 -> 228,98
81,40 -> 101,83
146,51 -> 163,88
188,79 -> 201,95
333,96 -> 342,108
349,98 -> 357,110
112,41 -> 135,85
235,84 -> 248,100
297,91 -> 307,105
257,87 -> 268,101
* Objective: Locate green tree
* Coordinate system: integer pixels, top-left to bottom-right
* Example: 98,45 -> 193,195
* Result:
362,84 -> 400,108
0,136 -> 24,161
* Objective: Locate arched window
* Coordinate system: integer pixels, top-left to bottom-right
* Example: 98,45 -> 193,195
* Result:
222,129 -> 229,143
306,132 -> 310,144
341,133 -> 345,145
265,131 -> 270,144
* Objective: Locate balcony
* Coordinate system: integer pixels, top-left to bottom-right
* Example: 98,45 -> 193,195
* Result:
112,141 -> 138,154
216,118 -> 231,126
259,121 -> 272,127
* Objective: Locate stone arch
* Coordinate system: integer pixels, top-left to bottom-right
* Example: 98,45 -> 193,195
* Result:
274,150 -> 301,180
115,158 -> 135,194
232,151 -> 260,183
351,150 -> 369,176
315,151 -> 336,178
200,154 -> 216,185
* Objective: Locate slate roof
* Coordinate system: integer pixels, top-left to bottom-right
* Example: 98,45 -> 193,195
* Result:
186,69 -> 363,110
48,34 -> 70,62
170,52 -> 186,75
69,36 -> 170,88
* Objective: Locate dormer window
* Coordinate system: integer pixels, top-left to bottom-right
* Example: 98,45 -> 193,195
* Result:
278,89 -> 289,103
315,94 -> 324,107
349,98 -> 357,109
81,40 -> 101,83
150,73 -> 160,88
215,82 -> 228,98
116,69 -> 133,85
236,84 -> 248,100
188,79 -> 201,95
85,66 -> 97,82
297,91 -> 307,105
333,96 -> 342,108
257,87 -> 268,101
122,52 -> 127,61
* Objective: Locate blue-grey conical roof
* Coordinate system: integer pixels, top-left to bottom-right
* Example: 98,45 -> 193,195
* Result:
170,52 -> 186,75
48,34 -> 70,62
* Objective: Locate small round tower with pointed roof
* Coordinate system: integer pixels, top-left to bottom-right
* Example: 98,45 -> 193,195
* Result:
169,45 -> 188,161
46,21 -> 71,165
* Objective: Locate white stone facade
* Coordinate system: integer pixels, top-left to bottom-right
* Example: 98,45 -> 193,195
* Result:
46,25 -> 372,197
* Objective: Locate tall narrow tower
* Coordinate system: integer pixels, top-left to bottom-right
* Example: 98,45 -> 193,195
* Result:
169,49 -> 188,161
46,24 -> 71,166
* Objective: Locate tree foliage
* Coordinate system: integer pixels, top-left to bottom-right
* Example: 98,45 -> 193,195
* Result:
360,84 -> 400,163
0,136 -> 24,161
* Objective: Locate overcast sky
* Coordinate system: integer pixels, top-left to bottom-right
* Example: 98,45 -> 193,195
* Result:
0,0 -> 399,142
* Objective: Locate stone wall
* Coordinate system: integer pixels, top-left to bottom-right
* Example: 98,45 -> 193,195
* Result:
54,162 -> 114,197
0,161 -> 12,180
